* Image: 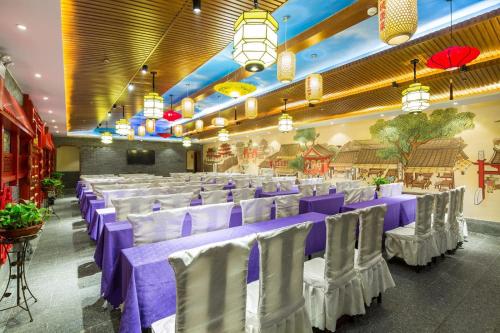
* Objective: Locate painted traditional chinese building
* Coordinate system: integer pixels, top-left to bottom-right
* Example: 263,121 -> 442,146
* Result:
303,144 -> 334,176
260,143 -> 301,176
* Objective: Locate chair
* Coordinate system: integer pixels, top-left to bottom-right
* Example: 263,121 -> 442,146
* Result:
147,187 -> 172,196
151,236 -> 256,333
234,178 -> 251,188
173,185 -> 201,200
127,207 -> 189,245
315,183 -> 330,196
445,189 -> 461,251
200,190 -> 229,205
103,189 -> 142,208
360,186 -> 376,202
262,181 -> 278,193
385,194 -> 439,267
343,188 -> 363,204
246,223 -> 313,333
232,188 -> 256,205
379,184 -> 392,198
274,194 -> 302,218
250,178 -> 263,188
203,183 -> 225,192
303,212 -> 365,331
279,180 -> 294,192
355,205 -> 395,305
187,202 -> 234,235
432,192 -> 449,255
111,195 -> 156,221
391,183 -> 404,196
155,193 -> 193,210
240,197 -> 274,224
456,186 -> 468,241
298,184 -> 314,197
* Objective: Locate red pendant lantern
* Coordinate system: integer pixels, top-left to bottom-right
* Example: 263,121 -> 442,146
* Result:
158,133 -> 172,138
427,46 -> 480,71
163,94 -> 182,121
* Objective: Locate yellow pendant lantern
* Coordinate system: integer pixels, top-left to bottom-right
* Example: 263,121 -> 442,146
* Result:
378,0 -> 418,45
277,16 -> 295,83
212,116 -> 228,128
137,125 -> 146,137
182,136 -> 192,147
173,124 -> 183,137
218,129 -> 229,142
245,97 -> 258,119
277,98 -> 293,133
127,128 -> 135,141
402,59 -> 430,113
214,82 -> 256,98
115,105 -> 131,135
101,131 -> 112,144
145,119 -> 156,133
195,119 -> 204,131
181,97 -> 195,119
305,73 -> 323,103
233,2 -> 279,72
143,72 -> 164,119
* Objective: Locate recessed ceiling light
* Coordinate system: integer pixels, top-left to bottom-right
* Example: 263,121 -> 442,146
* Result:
51,119 -> 55,123
367,7 -> 377,16
16,24 -> 27,31
43,96 -> 49,100
54,125 -> 58,129
128,83 -> 135,91
56,131 -> 60,134
380,114 -> 385,117
48,110 -> 53,114
453,101 -> 458,105
34,73 -> 42,78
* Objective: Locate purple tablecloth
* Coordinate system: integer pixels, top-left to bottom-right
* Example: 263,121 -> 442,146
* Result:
258,189 -> 299,198
299,193 -> 344,215
117,212 -> 327,332
340,195 -> 416,231
81,193 -> 97,220
76,181 -> 85,198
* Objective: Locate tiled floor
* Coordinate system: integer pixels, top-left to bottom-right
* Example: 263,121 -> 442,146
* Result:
0,196 -> 499,333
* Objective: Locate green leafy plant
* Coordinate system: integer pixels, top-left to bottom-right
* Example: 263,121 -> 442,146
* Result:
41,177 -> 65,197
0,201 -> 49,230
51,172 -> 64,180
372,177 -> 390,187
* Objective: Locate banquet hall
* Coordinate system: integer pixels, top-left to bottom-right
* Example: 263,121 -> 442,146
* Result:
0,0 -> 499,332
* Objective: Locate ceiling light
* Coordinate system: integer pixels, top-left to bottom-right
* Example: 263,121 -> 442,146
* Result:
16,24 -> 27,31
181,84 -> 195,119
305,73 -> 323,103
367,7 -> 377,16
137,125 -> 146,137
141,64 -> 148,74
43,96 -> 49,101
173,124 -> 183,137
193,0 -> 201,14
378,0 -> 418,45
380,114 -> 385,117
48,110 -> 53,114
51,119 -> 55,123
453,101 -> 458,105
115,105 -> 131,136
195,119 -> 204,131
402,59 -> 430,113
277,16 -> 296,83
101,132 -> 113,144
183,136 -> 192,147
144,71 -> 164,119
56,131 -> 60,134
214,82 -> 256,98
212,116 -> 228,128
54,125 -> 58,129
128,83 -> 135,91
127,128 -> 135,141
146,119 -> 156,133
245,97 -> 258,119
34,73 -> 42,78
233,0 -> 279,72
278,99 -> 293,133
164,95 -> 182,122
218,129 -> 229,142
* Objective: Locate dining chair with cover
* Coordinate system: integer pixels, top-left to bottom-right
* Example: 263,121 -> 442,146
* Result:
151,236 -> 256,333
173,185 -> 201,200
456,186 -> 468,241
111,195 -> 156,221
343,188 -> 363,205
391,183 -> 404,196
155,193 -> 193,210
246,223 -> 313,333
262,181 -> 278,193
303,212 -> 365,331
234,178 -> 251,188
279,180 -> 294,192
232,188 -> 257,205
103,189 -> 142,208
432,191 -> 449,255
240,197 -> 274,224
445,189 -> 461,250
127,207 -> 189,245
355,205 -> 395,305
203,184 -> 226,192
200,190 -> 229,205
298,184 -> 315,197
274,194 -> 302,218
315,183 -> 330,196
359,186 -> 376,202
187,202 -> 235,235
379,184 -> 392,198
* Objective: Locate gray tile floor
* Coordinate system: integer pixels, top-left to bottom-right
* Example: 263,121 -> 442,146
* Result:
0,196 -> 498,333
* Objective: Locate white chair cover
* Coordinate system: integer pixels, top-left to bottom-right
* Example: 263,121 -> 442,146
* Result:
234,178 -> 251,188
173,185 -> 201,200
240,197 -> 274,224
279,180 -> 294,192
431,191 -> 449,255
315,183 -> 330,196
155,193 -> 193,210
146,187 -> 172,196
456,186 -> 468,240
232,188 -> 256,205
127,207 -> 189,245
188,202 -> 235,235
355,205 -> 395,305
274,194 -> 302,218
251,178 -> 263,188
392,183 -> 404,196
360,186 -> 376,202
203,184 -> 225,192
200,190 -> 229,205
343,188 -> 363,205
111,195 -> 156,221
303,212 -> 365,331
298,184 -> 315,197
335,181 -> 351,193
103,189 -> 142,208
246,223 -> 313,333
262,181 -> 278,193
445,189 -> 461,250
379,184 -> 392,198
151,236 -> 256,333
385,194 -> 439,266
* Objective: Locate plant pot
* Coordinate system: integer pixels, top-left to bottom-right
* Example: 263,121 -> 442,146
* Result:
0,223 -> 44,240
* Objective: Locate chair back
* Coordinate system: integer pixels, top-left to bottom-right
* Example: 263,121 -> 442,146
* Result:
231,188 -> 256,205
173,185 -> 201,200
432,191 -> 449,231
155,193 -> 192,210
457,186 -> 465,214
343,188 -> 362,204
240,197 -> 274,224
298,184 -> 314,197
203,184 -> 225,192
127,207 -> 188,245
262,181 -> 278,193
250,178 -> 263,188
112,195 -> 156,221
103,189 -> 141,208
255,223 -> 313,327
146,187 -> 171,196
379,184 -> 392,198
279,180 -> 294,192
233,178 -> 250,188
274,194 -> 302,218
392,182 -> 404,196
447,189 -> 459,230
188,202 -> 234,235
414,194 -> 434,236
200,190 -> 229,205
324,212 -> 359,285
169,236 -> 256,333
357,205 -> 387,268
315,183 -> 330,196
360,186 -> 376,202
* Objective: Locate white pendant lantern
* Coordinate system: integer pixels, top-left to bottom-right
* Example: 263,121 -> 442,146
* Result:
101,131 -> 112,144
402,59 -> 431,113
195,119 -> 204,131
245,97 -> 258,119
378,0 -> 418,45
218,129 -> 229,142
305,73 -> 323,103
144,72 -> 164,119
212,116 -> 228,128
137,125 -> 146,137
127,128 -> 135,141
146,119 -> 155,133
115,119 -> 130,136
181,97 -> 195,119
277,50 -> 296,83
173,124 -> 183,137
233,4 -> 279,72
182,136 -> 192,147
278,114 -> 293,133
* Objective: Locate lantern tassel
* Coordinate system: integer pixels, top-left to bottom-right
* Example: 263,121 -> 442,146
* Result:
449,78 -> 454,100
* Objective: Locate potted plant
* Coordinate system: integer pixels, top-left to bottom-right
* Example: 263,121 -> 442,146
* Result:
372,176 -> 390,192
0,201 -> 49,239
41,177 -> 64,198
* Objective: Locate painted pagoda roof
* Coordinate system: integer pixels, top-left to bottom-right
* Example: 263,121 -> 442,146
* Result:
407,138 -> 469,168
267,144 -> 301,160
489,148 -> 500,165
331,140 -> 395,167
303,144 -> 334,159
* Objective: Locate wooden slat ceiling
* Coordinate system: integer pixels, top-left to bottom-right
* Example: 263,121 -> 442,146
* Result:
61,0 -> 287,131
188,10 -> 500,140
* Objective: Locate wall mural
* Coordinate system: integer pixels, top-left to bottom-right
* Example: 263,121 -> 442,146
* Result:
203,104 -> 500,221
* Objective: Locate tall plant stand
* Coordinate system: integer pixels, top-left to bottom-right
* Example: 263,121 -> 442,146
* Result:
0,234 -> 39,322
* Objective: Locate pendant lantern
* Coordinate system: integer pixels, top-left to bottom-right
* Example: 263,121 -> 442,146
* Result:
378,0 -> 418,45
181,84 -> 195,118
277,98 -> 293,133
218,129 -> 229,142
305,73 -> 323,103
145,119 -> 156,133
195,119 -> 204,131
115,105 -> 131,136
127,128 -> 135,141
182,136 -> 192,147
164,95 -> 182,122
245,97 -> 258,119
143,71 -> 164,119
233,0 -> 279,72
402,59 -> 430,113
101,131 -> 112,144
173,124 -> 183,137
137,125 -> 146,137
277,16 -> 295,83
212,116 -> 228,128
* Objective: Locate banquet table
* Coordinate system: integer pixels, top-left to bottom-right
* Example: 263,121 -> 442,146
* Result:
299,193 -> 344,215
116,211 -> 327,333
340,194 -> 416,231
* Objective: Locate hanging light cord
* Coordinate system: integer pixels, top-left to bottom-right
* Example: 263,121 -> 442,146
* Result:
253,0 -> 258,9
449,0 -> 454,44
169,94 -> 174,109
122,105 -> 125,118
151,71 -> 156,92
282,98 -> 288,114
411,59 -> 419,83
284,16 -> 288,51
